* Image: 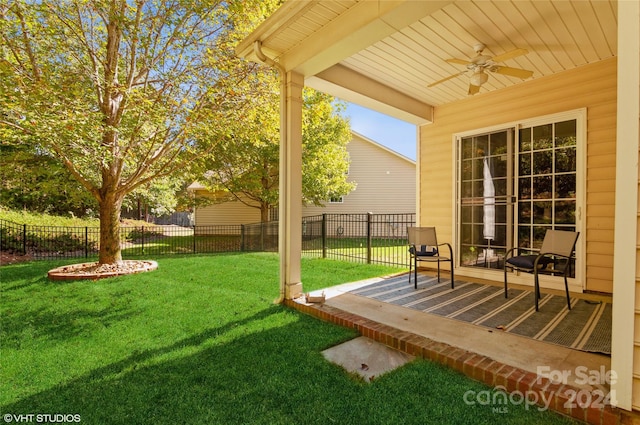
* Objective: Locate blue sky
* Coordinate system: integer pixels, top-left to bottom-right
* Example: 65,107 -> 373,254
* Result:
344,103 -> 417,161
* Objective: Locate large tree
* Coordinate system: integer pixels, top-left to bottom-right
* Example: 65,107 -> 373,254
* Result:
195,18 -> 355,222
0,0 -> 274,264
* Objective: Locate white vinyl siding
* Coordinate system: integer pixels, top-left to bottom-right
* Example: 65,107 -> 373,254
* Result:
303,132 -> 416,216
192,191 -> 261,226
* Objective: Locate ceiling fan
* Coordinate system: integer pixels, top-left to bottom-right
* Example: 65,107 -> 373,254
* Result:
428,43 -> 534,95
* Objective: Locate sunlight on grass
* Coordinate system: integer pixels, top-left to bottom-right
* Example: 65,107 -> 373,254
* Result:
1,253 -> 578,425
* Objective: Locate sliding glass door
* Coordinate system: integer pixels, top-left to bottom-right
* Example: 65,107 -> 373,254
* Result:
458,129 -> 513,268
457,114 -> 581,279
517,120 -> 577,258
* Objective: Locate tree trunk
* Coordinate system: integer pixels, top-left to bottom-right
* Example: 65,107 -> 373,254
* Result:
98,192 -> 124,264
260,203 -> 269,223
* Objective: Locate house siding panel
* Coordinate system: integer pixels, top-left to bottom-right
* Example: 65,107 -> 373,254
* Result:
419,58 -> 617,294
192,190 -> 261,226
301,132 -> 416,216
193,132 -> 416,225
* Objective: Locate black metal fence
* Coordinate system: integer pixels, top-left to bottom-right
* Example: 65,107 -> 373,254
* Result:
302,213 -> 415,266
0,213 -> 414,267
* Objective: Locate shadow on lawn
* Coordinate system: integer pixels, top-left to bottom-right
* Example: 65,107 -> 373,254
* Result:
2,276 -> 139,344
2,307 -> 360,425
1,307 -> 577,425
2,303 -> 138,344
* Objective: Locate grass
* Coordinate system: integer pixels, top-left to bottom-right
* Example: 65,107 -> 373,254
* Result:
0,253 -> 578,424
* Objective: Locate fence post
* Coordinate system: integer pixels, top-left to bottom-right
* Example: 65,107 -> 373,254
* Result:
141,226 -> 144,254
322,213 -> 327,258
241,224 -> 245,252
85,227 -> 89,258
193,225 -> 197,253
22,223 -> 27,255
367,213 -> 372,264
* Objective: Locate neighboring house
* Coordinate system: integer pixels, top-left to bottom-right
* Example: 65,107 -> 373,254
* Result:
188,131 -> 416,226
235,0 -> 640,414
187,183 -> 261,226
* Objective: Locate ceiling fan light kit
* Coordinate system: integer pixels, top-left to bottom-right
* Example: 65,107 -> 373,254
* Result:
429,43 -> 534,95
470,70 -> 489,86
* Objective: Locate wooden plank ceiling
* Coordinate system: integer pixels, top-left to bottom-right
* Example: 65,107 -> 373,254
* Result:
255,0 -> 617,107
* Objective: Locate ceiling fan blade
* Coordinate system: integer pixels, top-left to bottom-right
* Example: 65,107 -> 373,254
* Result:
491,48 -> 529,63
468,84 -> 481,95
446,58 -> 471,66
493,66 -> 533,79
427,71 -> 466,87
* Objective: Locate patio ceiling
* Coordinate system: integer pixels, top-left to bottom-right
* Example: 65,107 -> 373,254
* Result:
236,0 -> 617,124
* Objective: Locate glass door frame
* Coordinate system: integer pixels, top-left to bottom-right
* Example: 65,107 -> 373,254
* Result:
453,108 -> 586,291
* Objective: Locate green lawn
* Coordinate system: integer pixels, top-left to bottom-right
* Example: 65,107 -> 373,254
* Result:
1,253 -> 578,424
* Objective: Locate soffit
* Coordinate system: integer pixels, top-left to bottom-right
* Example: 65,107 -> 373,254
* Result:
238,0 -> 617,112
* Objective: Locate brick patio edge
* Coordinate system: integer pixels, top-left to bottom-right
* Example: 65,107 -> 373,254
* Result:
284,298 -> 640,425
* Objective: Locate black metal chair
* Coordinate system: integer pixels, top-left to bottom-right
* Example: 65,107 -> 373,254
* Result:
504,229 -> 579,311
407,227 -> 454,289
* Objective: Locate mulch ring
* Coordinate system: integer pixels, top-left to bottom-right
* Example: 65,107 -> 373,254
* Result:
47,260 -> 158,281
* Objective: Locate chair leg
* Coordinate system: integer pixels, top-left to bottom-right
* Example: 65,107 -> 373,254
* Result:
437,259 -> 441,282
450,260 -> 454,289
564,275 -> 571,310
504,266 -> 508,298
414,257 -> 418,289
534,272 -> 540,311
408,256 -> 412,285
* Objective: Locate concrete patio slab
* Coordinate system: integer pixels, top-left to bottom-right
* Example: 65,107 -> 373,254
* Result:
322,336 -> 415,382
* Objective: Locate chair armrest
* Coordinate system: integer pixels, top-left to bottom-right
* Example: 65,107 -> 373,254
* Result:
534,252 -> 575,274
437,242 -> 453,258
538,251 -> 572,260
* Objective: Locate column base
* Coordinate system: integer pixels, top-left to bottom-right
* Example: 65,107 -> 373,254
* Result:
286,282 -> 303,300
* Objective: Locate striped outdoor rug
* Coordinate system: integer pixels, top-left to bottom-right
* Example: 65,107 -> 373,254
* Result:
349,274 -> 611,355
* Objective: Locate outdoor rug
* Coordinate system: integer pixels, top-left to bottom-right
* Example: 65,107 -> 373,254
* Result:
349,274 -> 611,355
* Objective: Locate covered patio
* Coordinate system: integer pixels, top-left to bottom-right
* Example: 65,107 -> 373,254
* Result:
288,271 -> 616,423
236,1 -> 640,422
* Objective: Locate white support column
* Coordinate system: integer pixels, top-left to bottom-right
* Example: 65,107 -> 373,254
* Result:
611,0 -> 640,411
280,71 -> 304,299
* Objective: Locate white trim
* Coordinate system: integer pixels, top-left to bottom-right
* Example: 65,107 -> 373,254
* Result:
307,66 -> 434,125
610,0 -> 640,411
415,127 -> 422,227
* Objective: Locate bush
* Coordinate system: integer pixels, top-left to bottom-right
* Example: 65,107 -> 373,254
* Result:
27,232 -> 96,254
123,226 -> 165,242
0,226 -> 23,253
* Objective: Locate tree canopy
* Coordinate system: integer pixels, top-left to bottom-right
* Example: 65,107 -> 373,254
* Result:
1,0 -> 354,263
0,0 -> 278,263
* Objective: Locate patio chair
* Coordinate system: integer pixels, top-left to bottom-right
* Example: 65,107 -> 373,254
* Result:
503,229 -> 579,311
407,227 -> 454,289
